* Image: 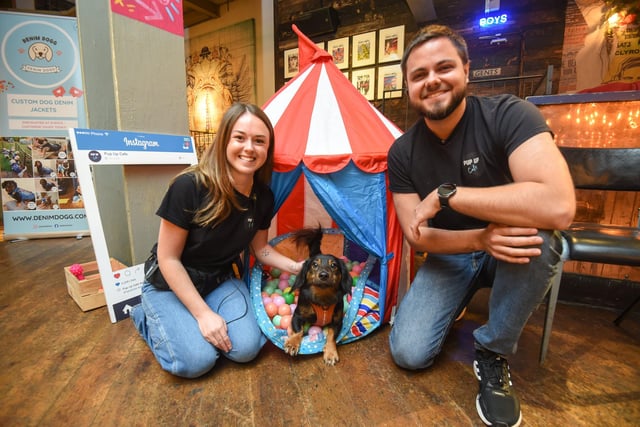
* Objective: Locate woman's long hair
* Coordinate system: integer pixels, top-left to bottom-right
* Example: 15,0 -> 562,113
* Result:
178,102 -> 275,228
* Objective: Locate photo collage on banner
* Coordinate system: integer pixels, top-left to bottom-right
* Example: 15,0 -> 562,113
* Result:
1,136 -> 81,212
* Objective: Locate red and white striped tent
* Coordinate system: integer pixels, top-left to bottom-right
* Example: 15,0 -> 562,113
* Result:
255,26 -> 405,350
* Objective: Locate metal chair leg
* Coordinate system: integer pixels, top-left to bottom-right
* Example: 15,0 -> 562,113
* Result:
540,265 -> 562,365
614,293 -> 640,326
539,237 -> 568,365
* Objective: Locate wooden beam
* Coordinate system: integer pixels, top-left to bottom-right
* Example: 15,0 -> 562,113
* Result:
184,0 -> 220,19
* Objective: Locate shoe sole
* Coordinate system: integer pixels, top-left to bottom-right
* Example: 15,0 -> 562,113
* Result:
474,360 -> 523,427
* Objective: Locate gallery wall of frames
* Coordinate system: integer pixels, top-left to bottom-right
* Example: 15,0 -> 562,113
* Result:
283,25 -> 405,102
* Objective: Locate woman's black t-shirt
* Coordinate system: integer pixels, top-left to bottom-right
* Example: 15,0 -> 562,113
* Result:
156,173 -> 274,272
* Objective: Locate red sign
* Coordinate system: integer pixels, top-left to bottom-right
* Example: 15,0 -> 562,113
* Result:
111,0 -> 184,37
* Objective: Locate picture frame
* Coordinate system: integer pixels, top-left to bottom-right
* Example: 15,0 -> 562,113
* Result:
327,37 -> 349,70
377,64 -> 403,100
351,31 -> 376,68
351,67 -> 375,101
284,48 -> 299,79
378,25 -> 404,64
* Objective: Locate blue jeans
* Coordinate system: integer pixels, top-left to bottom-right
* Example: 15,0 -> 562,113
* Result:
389,230 -> 564,370
131,278 -> 266,378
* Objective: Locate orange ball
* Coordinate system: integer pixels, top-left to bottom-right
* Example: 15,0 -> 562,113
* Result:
278,304 -> 292,316
265,302 -> 278,318
279,314 -> 292,330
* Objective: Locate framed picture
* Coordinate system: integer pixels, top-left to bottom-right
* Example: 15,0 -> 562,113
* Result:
378,25 -> 404,63
315,41 -> 325,51
377,64 -> 403,100
284,48 -> 299,79
351,31 -> 376,68
351,67 -> 375,101
327,37 -> 349,70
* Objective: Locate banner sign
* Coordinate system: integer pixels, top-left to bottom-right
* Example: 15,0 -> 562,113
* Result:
69,128 -> 198,322
1,12 -> 88,240
110,0 -> 184,37
0,12 -> 86,135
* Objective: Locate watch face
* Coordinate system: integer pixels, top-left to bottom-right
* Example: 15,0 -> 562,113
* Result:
438,183 -> 456,197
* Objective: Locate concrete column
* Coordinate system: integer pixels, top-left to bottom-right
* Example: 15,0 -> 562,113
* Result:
75,0 -> 189,265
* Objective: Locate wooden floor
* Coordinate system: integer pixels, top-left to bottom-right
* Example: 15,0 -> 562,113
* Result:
1,236 -> 639,426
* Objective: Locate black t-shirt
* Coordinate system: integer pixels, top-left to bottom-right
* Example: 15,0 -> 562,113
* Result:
388,94 -> 552,230
156,173 -> 274,272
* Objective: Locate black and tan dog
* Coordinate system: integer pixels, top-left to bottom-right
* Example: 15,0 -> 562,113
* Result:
284,227 -> 352,365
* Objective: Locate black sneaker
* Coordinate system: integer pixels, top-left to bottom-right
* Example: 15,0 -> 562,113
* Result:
473,348 -> 522,427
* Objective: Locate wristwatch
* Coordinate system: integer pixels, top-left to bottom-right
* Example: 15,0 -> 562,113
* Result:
437,183 -> 457,209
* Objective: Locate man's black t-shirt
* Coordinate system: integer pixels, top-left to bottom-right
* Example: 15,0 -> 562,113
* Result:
156,173 -> 274,272
388,94 -> 552,230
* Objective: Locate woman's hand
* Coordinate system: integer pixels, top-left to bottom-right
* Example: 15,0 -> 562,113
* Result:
196,310 -> 232,352
480,223 -> 543,264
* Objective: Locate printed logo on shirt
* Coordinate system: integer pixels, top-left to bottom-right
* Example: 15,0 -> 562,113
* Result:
463,153 -> 482,177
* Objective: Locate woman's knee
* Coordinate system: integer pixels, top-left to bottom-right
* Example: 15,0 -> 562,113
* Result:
163,349 -> 219,378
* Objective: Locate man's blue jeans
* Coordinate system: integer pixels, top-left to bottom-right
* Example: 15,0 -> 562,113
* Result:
389,230 -> 564,370
131,278 -> 266,378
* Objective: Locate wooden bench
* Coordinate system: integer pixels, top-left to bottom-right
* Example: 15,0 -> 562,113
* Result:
539,146 -> 640,364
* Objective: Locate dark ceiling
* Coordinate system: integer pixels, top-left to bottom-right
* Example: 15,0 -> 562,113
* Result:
2,0 -> 234,28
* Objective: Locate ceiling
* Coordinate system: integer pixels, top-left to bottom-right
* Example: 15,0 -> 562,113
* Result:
3,0 -> 233,28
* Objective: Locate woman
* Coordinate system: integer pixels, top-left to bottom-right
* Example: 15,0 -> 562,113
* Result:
132,103 -> 303,378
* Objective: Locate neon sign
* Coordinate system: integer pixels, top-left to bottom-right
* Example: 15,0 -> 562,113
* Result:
479,13 -> 508,27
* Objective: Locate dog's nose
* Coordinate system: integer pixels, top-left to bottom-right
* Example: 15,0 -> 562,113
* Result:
318,270 -> 329,280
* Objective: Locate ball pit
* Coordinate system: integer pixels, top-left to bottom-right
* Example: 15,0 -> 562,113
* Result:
259,255 -> 366,333
250,229 -> 383,355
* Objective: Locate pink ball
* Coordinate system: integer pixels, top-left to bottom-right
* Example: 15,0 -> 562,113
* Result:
351,264 -> 363,274
308,325 -> 323,338
280,272 -> 290,280
272,295 -> 286,306
262,296 -> 273,305
278,279 -> 289,290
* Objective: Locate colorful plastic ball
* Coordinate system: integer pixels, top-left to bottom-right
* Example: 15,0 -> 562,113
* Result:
265,302 -> 278,318
279,314 -> 292,330
280,272 -> 290,280
289,303 -> 297,314
270,268 -> 282,278
271,295 -> 284,306
288,275 -> 296,285
283,292 -> 295,304
272,314 -> 282,327
278,279 -> 289,290
351,264 -> 363,274
307,326 -> 323,341
262,296 -> 273,305
278,304 -> 291,316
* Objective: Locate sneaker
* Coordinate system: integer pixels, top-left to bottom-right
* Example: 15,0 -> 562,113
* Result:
473,348 -> 522,427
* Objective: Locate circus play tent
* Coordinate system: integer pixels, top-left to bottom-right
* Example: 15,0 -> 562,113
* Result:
250,26 -> 406,354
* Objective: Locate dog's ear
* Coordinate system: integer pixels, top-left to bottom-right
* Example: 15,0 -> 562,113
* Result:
340,259 -> 353,295
291,259 -> 310,291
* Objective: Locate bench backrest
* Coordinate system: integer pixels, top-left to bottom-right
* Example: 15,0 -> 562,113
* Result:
558,147 -> 640,192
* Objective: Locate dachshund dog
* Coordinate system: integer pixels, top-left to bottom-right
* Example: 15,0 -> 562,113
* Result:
284,227 -> 352,365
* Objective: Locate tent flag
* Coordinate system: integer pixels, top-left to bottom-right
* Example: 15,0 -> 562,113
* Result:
292,24 -> 332,70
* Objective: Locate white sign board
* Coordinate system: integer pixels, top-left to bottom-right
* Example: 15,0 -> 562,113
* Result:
68,128 -> 198,322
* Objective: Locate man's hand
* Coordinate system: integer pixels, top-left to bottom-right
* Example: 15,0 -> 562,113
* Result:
410,191 -> 439,239
480,223 -> 543,263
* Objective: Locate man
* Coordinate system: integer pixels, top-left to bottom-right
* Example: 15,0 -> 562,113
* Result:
387,25 -> 575,427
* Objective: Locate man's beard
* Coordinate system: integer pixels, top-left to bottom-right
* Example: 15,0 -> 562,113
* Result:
412,86 -> 466,121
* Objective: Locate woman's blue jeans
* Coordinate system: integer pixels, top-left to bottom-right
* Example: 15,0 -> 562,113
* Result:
131,278 -> 266,378
389,229 -> 564,370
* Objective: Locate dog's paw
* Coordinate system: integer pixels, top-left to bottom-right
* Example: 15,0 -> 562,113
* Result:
284,335 -> 302,356
323,349 -> 339,365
